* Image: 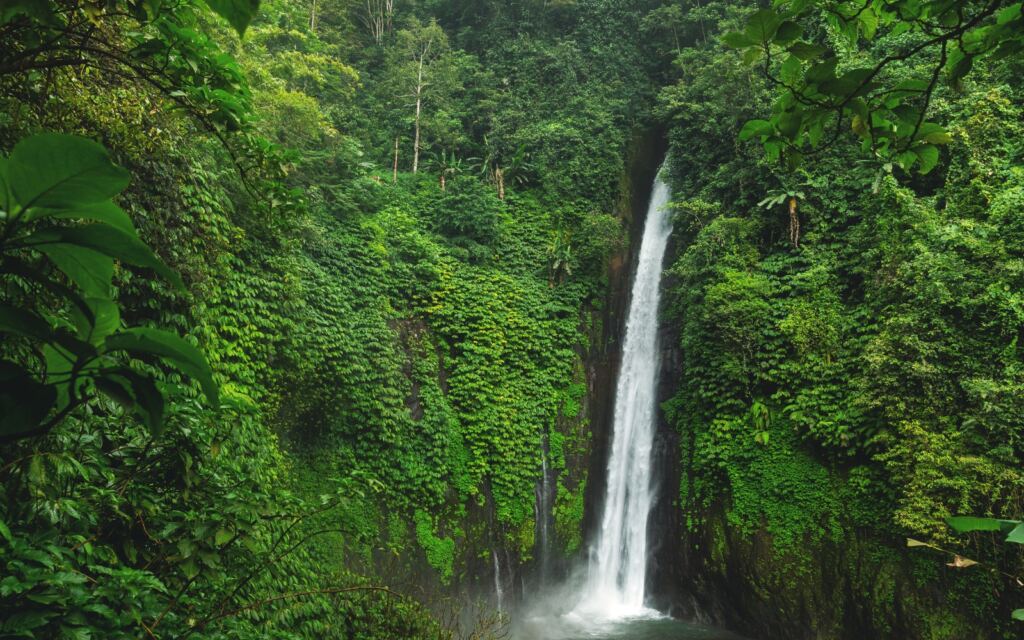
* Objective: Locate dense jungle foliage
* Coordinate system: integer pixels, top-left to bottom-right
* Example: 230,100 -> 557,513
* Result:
0,0 -> 658,637
0,0 -> 1022,638
660,0 -> 1024,637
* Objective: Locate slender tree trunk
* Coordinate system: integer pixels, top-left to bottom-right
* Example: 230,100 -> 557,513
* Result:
310,0 -> 318,31
412,57 -> 425,174
495,166 -> 505,200
393,137 -> 399,183
440,173 -> 446,191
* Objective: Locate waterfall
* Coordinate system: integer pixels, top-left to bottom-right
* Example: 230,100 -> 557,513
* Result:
577,168 -> 673,619
535,432 -> 553,585
493,549 -> 505,614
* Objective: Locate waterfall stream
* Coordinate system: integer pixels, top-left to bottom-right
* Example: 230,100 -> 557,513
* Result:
514,167 -> 746,640
577,167 -> 673,619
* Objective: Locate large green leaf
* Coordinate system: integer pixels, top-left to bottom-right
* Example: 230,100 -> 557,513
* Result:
27,224 -> 184,290
745,9 -> 782,43
739,119 -> 773,141
29,201 -> 138,235
4,258 -> 97,327
914,144 -> 940,175
203,0 -> 259,35
96,369 -> 165,434
0,361 -> 57,438
0,302 -> 54,342
37,243 -> 115,298
106,328 -> 218,405
71,297 -> 121,345
1006,523 -> 1024,544
0,157 -> 10,213
8,134 -> 129,209
947,516 -> 1020,534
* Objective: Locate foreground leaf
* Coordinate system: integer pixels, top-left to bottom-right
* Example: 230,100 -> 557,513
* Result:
106,328 -> 218,405
8,133 -> 129,209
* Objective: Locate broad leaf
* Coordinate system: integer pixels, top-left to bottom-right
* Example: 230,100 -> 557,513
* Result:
96,369 -> 165,434
37,243 -> 115,298
739,119 -> 773,141
27,224 -> 184,290
8,134 -> 129,209
29,201 -> 138,235
745,9 -> 782,43
203,0 -> 259,35
4,258 -> 97,326
947,516 -> 1020,534
106,328 -> 218,405
0,361 -> 57,438
722,31 -> 755,48
1006,523 -> 1024,544
71,297 -> 121,345
0,302 -> 54,342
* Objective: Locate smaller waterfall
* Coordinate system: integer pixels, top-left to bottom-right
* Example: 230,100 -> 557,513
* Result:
535,433 -> 553,584
493,549 -> 505,614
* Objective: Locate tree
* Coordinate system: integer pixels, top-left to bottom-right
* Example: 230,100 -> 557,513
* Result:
725,1 -> 1024,172
362,0 -> 395,44
387,19 -> 452,174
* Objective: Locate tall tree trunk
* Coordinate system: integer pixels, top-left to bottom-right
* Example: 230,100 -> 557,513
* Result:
309,0 -> 318,31
412,56 -> 425,174
392,137 -> 399,183
495,166 -> 505,200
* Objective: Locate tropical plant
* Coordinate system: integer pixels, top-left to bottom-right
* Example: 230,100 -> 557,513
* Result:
0,133 -> 217,441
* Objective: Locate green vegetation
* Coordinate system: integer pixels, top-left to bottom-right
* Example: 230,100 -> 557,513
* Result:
0,0 -> 653,637
659,0 -> 1024,636
1,0 -> 1023,638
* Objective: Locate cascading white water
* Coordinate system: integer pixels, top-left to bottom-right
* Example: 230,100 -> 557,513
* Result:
577,168 -> 673,619
494,549 -> 505,614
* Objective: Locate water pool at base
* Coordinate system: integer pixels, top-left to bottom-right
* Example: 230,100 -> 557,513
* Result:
514,614 -> 748,640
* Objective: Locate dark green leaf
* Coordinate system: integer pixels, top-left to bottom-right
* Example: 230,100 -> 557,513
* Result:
96,369 -> 165,434
27,224 -> 184,290
70,297 -> 120,344
774,21 -> 803,44
0,361 -> 57,438
9,134 -> 129,209
0,302 -> 53,342
36,243 -> 115,298
106,328 -> 218,405
1006,523 -> 1024,544
788,41 -> 827,60
745,9 -> 782,43
29,201 -> 137,235
203,0 -> 259,36
722,31 -> 755,48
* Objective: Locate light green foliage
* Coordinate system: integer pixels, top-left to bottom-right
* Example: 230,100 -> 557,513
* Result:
662,0 -> 1024,633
